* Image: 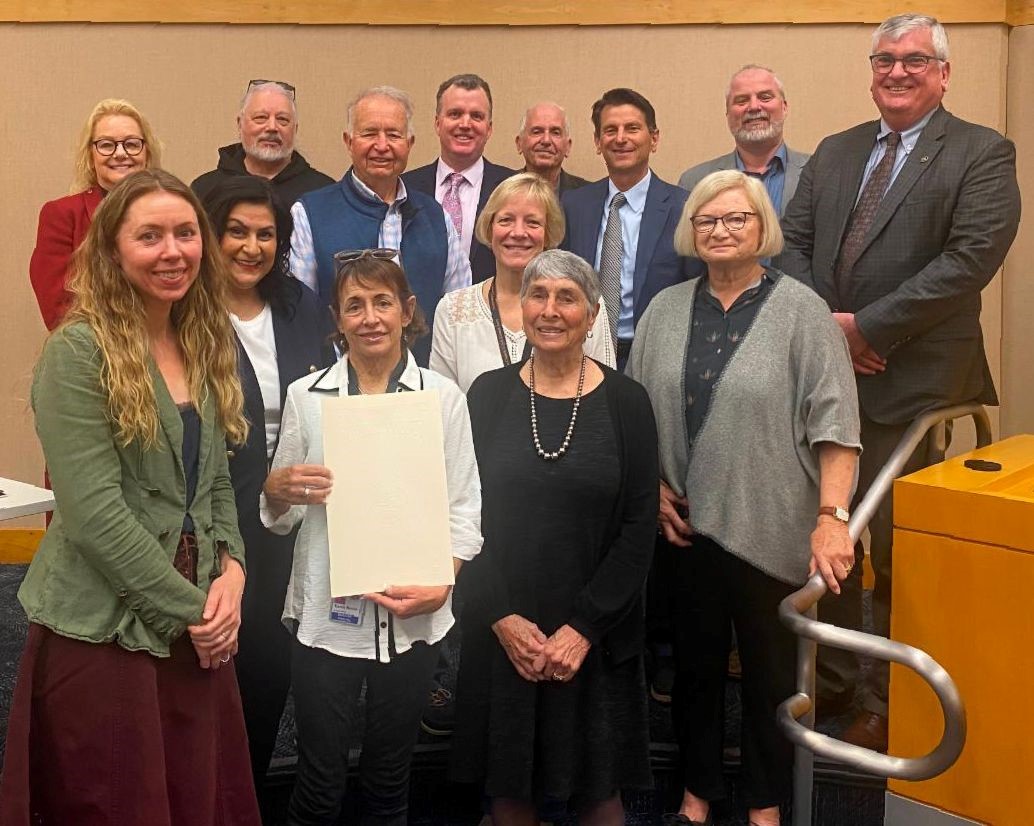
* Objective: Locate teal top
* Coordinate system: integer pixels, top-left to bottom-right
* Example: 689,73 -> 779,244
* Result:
19,322 -> 246,656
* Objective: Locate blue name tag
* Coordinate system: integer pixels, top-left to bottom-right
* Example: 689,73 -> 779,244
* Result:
330,596 -> 366,626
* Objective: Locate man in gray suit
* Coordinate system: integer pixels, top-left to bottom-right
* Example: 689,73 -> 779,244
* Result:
678,65 -> 808,216
778,13 -> 1020,751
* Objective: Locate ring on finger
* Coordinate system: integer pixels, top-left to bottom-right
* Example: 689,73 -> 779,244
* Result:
552,672 -> 565,682
220,653 -> 231,663
303,485 -> 311,500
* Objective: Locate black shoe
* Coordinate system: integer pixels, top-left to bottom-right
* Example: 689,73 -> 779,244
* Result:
420,685 -> 455,737
650,662 -> 675,704
662,812 -> 713,826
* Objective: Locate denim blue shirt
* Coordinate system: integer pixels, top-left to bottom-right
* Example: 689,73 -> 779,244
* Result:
735,143 -> 788,218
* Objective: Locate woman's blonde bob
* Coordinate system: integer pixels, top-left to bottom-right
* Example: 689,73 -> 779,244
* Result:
673,170 -> 783,261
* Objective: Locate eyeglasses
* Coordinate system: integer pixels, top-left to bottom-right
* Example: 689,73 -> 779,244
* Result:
690,211 -> 756,233
869,53 -> 942,74
333,248 -> 398,273
91,138 -> 146,156
246,79 -> 297,99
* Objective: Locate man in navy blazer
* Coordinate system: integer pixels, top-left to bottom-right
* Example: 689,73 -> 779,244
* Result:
402,73 -> 516,283
561,87 -> 701,369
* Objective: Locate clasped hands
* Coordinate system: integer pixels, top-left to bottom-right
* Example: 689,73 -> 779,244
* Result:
492,614 -> 590,683
834,312 -> 886,376
188,553 -> 245,670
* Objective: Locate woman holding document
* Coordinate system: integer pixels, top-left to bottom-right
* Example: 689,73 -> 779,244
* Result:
260,251 -> 482,826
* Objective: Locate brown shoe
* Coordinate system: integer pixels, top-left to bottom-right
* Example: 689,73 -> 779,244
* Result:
841,711 -> 888,752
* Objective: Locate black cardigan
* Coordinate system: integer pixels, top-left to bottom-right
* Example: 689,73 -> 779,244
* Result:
462,362 -> 659,665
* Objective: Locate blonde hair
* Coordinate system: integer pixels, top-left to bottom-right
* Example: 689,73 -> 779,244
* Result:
475,172 -> 566,251
71,99 -> 163,193
673,170 -> 783,260
63,169 -> 247,448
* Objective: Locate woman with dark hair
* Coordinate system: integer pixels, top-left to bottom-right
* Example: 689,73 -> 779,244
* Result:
199,176 -> 336,803
1,169 -> 259,824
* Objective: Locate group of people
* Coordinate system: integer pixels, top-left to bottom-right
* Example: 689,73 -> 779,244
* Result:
1,10 -> 1021,826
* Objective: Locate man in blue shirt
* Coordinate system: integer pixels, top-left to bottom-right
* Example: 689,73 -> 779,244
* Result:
678,65 -> 809,219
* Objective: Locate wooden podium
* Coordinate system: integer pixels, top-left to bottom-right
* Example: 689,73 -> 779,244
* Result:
887,435 -> 1034,825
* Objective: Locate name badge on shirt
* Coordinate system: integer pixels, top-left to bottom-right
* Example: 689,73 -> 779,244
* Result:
330,596 -> 366,626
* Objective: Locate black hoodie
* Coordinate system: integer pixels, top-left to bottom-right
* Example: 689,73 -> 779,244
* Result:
191,143 -> 335,207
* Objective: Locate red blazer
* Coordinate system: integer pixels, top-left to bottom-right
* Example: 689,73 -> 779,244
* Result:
29,187 -> 104,330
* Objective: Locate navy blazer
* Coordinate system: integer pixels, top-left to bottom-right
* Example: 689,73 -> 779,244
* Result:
560,173 -> 702,332
402,157 -> 517,282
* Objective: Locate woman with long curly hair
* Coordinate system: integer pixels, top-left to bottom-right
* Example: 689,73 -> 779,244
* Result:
0,169 -> 261,825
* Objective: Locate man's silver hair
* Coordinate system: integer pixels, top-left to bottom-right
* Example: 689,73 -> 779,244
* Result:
872,14 -> 950,61
725,64 -> 787,105
518,102 -> 570,137
238,81 -> 298,120
346,86 -> 415,138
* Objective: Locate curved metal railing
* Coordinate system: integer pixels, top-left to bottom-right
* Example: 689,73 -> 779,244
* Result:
778,403 -> 993,826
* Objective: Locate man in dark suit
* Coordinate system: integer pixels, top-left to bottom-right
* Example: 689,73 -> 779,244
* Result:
678,65 -> 808,218
402,73 -> 516,283
515,101 -> 589,197
778,12 -> 1020,751
561,87 -> 700,369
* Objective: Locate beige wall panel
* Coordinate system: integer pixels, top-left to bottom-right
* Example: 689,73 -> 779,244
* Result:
0,23 -> 1011,509
1002,25 -> 1034,436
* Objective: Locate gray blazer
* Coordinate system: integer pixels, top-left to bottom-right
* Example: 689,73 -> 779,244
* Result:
776,106 -> 1021,425
677,145 -> 810,215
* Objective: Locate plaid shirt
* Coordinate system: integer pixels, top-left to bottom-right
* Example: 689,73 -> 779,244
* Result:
289,172 -> 471,294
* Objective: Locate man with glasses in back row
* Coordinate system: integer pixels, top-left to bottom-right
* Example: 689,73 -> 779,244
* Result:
778,12 -> 1020,752
192,79 -> 334,207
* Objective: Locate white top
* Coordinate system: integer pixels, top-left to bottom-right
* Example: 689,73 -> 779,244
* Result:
230,304 -> 281,459
259,352 -> 483,663
429,280 -> 617,394
435,156 -> 484,258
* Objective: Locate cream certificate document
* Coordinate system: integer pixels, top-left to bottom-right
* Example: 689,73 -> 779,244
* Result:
322,390 -> 454,596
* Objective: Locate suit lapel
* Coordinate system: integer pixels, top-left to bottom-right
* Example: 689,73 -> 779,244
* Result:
633,176 -> 670,309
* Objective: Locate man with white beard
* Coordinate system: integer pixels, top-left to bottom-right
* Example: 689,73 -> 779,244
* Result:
192,79 -> 334,207
678,65 -> 808,218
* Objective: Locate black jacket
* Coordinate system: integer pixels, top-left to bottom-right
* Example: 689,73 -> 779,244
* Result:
191,143 -> 335,207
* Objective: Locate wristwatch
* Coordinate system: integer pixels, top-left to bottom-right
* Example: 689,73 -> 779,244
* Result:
817,505 -> 850,524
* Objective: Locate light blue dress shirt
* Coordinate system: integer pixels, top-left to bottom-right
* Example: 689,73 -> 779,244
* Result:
855,108 -> 936,204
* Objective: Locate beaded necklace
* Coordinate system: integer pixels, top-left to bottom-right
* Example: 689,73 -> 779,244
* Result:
528,352 -> 586,461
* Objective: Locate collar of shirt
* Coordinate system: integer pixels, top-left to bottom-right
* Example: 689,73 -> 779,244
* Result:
607,169 -> 651,214
436,156 -> 485,193
349,169 -> 408,211
734,143 -> 787,178
876,107 -> 936,158
699,269 -> 775,309
309,351 -> 421,395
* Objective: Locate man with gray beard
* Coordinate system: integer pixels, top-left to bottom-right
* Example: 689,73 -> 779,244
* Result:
192,79 -> 334,207
678,65 -> 808,218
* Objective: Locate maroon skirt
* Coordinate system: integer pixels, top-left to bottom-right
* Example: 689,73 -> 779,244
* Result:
0,623 -> 261,826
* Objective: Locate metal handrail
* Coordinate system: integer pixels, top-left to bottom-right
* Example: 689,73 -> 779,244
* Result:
778,403 -> 992,826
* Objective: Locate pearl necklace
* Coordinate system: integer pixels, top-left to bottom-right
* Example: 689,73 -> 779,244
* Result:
529,353 -> 586,461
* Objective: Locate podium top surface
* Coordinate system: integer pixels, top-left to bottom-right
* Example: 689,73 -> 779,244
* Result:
0,476 -> 55,522
895,435 -> 1034,551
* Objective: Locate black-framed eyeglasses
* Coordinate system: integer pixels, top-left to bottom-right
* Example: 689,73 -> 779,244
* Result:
91,138 -> 146,157
333,248 -> 398,274
869,53 -> 942,74
690,211 -> 756,233
246,79 -> 297,99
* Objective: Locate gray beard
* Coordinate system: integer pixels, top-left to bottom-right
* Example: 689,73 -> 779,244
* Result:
244,141 -> 293,163
734,121 -> 783,145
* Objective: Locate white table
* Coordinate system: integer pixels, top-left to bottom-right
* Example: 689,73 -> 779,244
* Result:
0,476 -> 55,522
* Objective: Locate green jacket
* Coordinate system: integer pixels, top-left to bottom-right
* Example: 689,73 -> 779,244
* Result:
19,322 -> 245,656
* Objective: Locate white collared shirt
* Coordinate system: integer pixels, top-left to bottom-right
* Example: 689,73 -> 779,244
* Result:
435,156 -> 484,258
259,352 -> 483,663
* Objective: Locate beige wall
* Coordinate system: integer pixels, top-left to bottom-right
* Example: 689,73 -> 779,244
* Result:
0,22 -> 1019,524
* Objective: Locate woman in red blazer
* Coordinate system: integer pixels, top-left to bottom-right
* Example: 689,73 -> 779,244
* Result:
29,98 -> 163,330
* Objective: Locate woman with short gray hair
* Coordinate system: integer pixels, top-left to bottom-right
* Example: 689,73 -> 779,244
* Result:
451,247 -> 657,824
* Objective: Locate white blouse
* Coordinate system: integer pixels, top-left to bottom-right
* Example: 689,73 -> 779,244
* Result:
429,281 -> 616,394
259,353 -> 483,663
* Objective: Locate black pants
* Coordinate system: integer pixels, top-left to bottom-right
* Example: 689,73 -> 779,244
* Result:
816,412 -> 945,716
287,638 -> 440,826
670,536 -> 795,810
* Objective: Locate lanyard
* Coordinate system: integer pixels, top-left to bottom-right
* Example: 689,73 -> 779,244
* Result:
488,278 -> 532,366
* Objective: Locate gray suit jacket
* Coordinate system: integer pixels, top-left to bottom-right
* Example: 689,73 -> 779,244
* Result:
677,145 -> 809,215
776,106 -> 1021,425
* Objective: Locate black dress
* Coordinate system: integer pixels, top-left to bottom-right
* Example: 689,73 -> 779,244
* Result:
451,369 -> 652,805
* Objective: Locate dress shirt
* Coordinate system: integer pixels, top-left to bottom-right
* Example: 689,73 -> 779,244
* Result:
435,156 -> 484,259
735,144 -> 787,218
289,172 -> 471,293
855,108 -> 936,204
593,171 -> 652,341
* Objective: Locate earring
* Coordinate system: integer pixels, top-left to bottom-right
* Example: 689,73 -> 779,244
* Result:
586,329 -> 594,339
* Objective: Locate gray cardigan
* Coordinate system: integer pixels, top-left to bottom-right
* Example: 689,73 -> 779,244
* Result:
627,273 -> 861,585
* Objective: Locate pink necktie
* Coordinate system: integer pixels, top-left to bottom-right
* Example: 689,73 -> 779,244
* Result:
442,172 -> 464,235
